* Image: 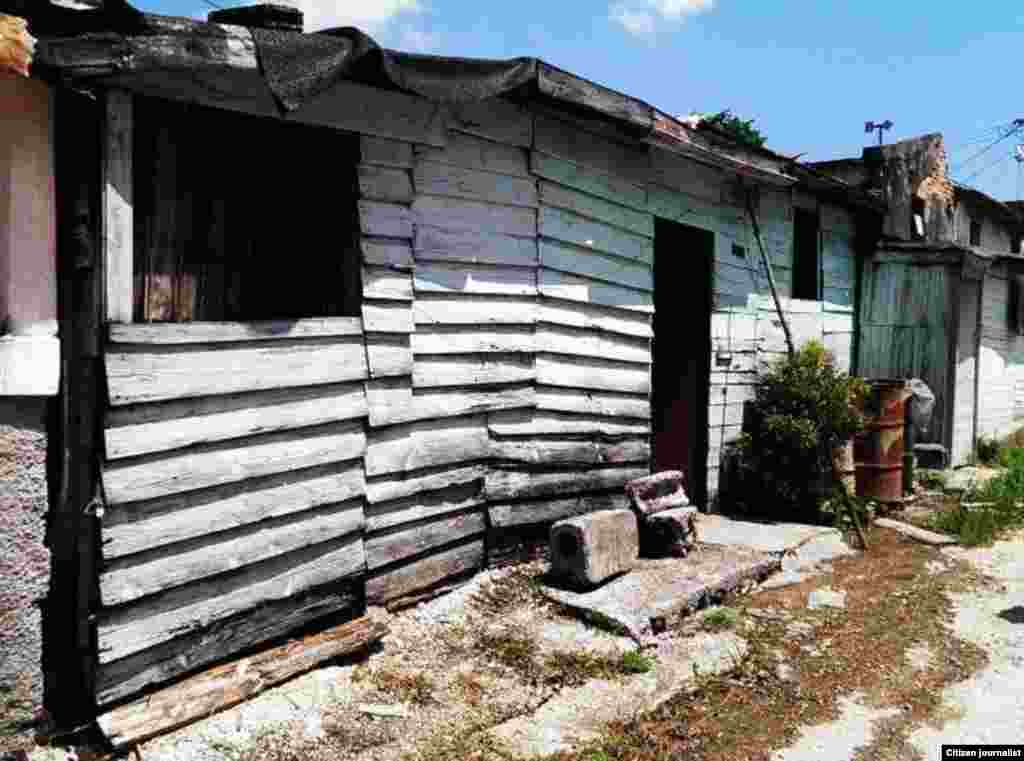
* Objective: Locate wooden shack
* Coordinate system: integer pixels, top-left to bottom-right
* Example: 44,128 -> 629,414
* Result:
10,1 -> 882,728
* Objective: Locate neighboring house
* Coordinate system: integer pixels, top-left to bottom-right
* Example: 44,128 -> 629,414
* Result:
1,0 -> 882,728
813,134 -> 1024,467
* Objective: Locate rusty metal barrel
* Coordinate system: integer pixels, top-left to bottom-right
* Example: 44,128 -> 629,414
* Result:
854,379 -> 911,504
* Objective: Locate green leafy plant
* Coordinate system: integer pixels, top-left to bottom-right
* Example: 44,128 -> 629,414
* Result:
701,109 -> 767,148
728,341 -> 869,521
976,435 -> 1002,466
620,650 -> 656,674
932,447 -> 1024,545
701,607 -> 739,631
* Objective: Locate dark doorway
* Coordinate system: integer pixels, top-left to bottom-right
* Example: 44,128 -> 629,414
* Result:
792,208 -> 820,300
652,219 -> 714,508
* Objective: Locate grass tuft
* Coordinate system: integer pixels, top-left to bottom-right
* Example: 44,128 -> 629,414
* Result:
701,607 -> 739,631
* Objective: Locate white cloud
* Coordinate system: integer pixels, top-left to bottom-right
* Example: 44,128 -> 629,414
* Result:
611,0 -> 715,36
289,0 -> 423,33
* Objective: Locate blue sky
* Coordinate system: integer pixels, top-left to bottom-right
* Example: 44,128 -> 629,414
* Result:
143,0 -> 1024,201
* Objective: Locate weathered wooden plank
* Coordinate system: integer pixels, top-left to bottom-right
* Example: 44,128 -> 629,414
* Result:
414,294 -> 537,326
362,237 -> 414,269
109,318 -> 364,345
489,492 -> 631,528
536,385 -> 651,418
102,461 -> 366,560
365,334 -> 414,378
95,584 -> 361,707
487,409 -> 649,437
367,485 -> 485,534
538,181 -> 654,238
363,268 -> 414,301
105,382 -> 367,460
102,421 -> 364,505
485,465 -> 649,501
538,298 -> 651,338
366,464 -> 486,504
535,324 -> 650,364
447,98 -> 533,147
106,338 -> 368,405
366,510 -> 486,570
362,302 -> 415,333
101,500 -> 364,607
411,325 -> 535,354
104,89 -> 133,323
541,206 -> 653,265
536,354 -> 650,394
360,201 -> 414,238
366,538 -> 484,605
358,165 -> 413,203
540,240 -> 653,292
414,226 -> 538,267
649,147 -> 725,204
97,613 -> 386,747
415,162 -> 538,207
537,64 -> 651,131
534,114 -> 649,184
360,135 -> 414,169
490,438 -> 650,466
366,378 -> 535,426
413,353 -> 535,387
530,152 -> 647,212
364,415 -> 489,476
414,263 -> 537,296
97,534 -> 366,664
539,269 -> 653,313
412,196 -> 536,237
294,79 -> 447,146
415,132 -> 529,177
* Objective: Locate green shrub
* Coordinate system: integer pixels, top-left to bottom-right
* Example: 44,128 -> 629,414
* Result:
728,341 -> 868,520
976,436 -> 1002,466
932,447 -> 1024,545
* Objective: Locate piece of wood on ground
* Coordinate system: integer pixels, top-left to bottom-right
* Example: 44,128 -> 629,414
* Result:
873,517 -> 957,546
96,614 -> 388,749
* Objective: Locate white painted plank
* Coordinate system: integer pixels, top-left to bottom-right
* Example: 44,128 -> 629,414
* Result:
411,325 -> 535,354
536,385 -> 651,418
366,465 -> 486,504
538,181 -> 654,238
531,153 -> 647,212
360,201 -> 413,238
97,535 -> 366,664
104,90 -> 133,323
109,318 -> 364,345
358,165 -> 413,203
415,132 -> 529,177
488,409 -> 649,437
414,226 -> 538,267
540,206 -> 653,264
536,354 -> 651,394
106,339 -> 368,405
414,294 -> 537,326
364,415 -> 490,476
414,163 -> 538,207
102,421 -> 366,505
102,462 -> 366,560
101,500 -> 365,606
366,334 -> 413,378
105,382 -> 367,460
539,240 -> 653,292
360,136 -> 413,169
649,147 -> 725,203
535,324 -> 650,364
362,267 -> 413,301
362,302 -> 415,333
534,114 -> 649,185
538,269 -> 653,313
412,196 -> 536,237
414,263 -> 537,296
538,298 -> 650,339
413,354 -> 535,387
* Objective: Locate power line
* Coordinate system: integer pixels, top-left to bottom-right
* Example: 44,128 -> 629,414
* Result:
952,120 -> 1024,174
960,151 -> 1016,185
200,0 -> 224,10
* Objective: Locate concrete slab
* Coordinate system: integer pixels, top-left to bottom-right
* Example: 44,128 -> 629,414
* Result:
697,515 -> 842,555
540,546 -> 779,641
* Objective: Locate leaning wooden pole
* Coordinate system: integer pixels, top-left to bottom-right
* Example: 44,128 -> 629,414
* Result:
743,187 -> 795,357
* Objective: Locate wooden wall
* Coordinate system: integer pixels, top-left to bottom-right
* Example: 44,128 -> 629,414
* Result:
94,91 -> 867,708
952,278 -> 980,466
976,263 -> 1024,442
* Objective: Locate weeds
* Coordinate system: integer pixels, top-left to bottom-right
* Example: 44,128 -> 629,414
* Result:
916,470 -> 947,491
619,650 -> 656,674
368,669 -> 437,706
932,447 -> 1024,545
701,607 -> 739,631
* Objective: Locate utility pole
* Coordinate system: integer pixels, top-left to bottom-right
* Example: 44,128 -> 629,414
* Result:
865,120 -> 894,146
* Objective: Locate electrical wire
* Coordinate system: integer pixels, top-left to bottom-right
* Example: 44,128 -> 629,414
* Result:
952,121 -> 1024,174
200,0 -> 224,10
960,152 -> 1016,186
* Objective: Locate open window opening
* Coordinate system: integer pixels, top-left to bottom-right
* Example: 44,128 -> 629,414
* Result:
911,197 -> 926,240
132,98 -> 362,322
792,207 -> 820,300
969,218 -> 982,248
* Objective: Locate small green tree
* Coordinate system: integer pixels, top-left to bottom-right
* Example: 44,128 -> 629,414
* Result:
729,341 -> 868,520
700,109 -> 767,149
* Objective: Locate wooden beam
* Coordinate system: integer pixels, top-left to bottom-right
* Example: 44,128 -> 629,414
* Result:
103,89 -> 133,323
97,614 -> 388,749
